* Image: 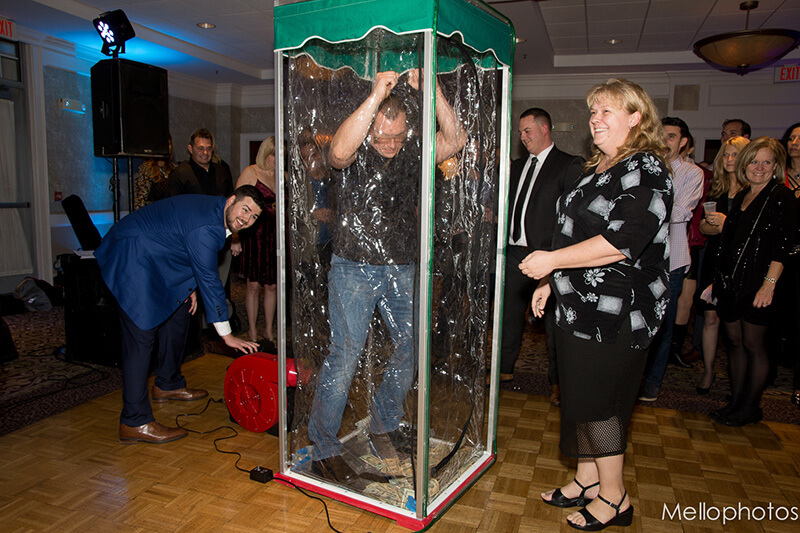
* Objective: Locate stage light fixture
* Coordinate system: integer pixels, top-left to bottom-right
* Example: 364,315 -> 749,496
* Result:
92,9 -> 135,58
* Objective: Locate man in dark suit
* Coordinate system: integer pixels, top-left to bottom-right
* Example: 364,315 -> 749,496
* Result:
95,187 -> 263,444
167,128 -> 233,197
167,128 -> 238,333
500,108 -> 583,405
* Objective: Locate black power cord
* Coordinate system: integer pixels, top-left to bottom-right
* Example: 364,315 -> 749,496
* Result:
278,479 -> 345,533
175,398 -> 350,533
174,397 -> 250,473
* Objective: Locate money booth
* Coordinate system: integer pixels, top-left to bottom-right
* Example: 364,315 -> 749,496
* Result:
272,0 -> 515,528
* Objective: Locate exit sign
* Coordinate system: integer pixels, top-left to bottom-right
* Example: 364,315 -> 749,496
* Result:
0,16 -> 15,39
775,64 -> 800,83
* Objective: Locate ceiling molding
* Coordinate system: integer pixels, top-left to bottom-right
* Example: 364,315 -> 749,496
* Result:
553,50 -> 701,69
240,85 -> 275,109
168,72 -> 219,106
512,72 -> 672,100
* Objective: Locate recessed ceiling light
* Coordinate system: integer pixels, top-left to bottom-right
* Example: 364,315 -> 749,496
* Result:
197,22 -> 216,29
605,38 -> 622,45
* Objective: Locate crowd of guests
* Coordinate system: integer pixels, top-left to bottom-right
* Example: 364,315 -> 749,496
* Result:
127,80 -> 799,531
514,85 -> 798,530
653,119 -> 799,426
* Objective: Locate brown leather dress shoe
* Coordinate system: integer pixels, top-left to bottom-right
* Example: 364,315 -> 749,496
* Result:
151,385 -> 208,403
119,421 -> 188,444
550,384 -> 561,407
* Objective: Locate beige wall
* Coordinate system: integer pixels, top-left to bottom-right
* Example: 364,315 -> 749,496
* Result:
509,97 -> 669,162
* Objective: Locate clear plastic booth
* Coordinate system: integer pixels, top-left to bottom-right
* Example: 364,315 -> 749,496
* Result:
272,0 -> 515,528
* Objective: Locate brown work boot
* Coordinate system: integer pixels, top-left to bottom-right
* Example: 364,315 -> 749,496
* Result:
119,421 -> 188,444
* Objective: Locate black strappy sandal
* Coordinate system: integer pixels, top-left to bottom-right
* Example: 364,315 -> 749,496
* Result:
542,477 -> 599,508
567,490 -> 633,531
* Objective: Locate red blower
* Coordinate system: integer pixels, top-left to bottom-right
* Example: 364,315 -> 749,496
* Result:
224,352 -> 297,432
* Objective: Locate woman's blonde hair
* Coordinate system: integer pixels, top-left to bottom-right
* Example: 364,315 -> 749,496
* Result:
255,136 -> 276,171
138,134 -> 174,182
735,136 -> 787,186
584,78 -> 669,171
709,136 -> 750,199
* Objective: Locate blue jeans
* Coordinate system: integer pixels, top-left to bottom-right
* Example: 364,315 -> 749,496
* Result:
643,268 -> 685,390
307,254 -> 415,460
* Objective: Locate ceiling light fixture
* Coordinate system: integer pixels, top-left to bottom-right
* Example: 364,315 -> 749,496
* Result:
197,22 -> 216,29
693,1 -> 800,76
605,39 -> 622,45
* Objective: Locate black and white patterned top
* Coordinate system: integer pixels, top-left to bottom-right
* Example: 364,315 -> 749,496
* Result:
550,151 -> 673,349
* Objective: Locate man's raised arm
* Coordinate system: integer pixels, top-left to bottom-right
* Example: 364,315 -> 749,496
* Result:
329,71 -> 399,169
407,69 -> 467,164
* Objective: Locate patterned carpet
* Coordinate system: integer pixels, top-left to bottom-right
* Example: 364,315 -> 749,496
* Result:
0,305 -> 124,436
3,281 -> 799,436
501,316 -> 800,425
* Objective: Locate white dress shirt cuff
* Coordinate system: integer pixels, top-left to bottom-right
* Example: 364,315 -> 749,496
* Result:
213,321 -> 232,337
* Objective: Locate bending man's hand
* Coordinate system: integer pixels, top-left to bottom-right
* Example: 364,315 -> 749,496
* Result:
222,334 -> 259,354
185,290 -> 198,315
519,250 -> 556,280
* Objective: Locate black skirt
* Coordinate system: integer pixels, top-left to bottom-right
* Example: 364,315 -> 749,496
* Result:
555,321 -> 646,458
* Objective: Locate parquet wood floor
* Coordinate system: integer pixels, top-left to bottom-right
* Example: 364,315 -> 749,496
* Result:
1,353 -> 799,532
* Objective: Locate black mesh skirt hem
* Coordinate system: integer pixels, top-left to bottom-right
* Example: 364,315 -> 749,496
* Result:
555,322 -> 646,459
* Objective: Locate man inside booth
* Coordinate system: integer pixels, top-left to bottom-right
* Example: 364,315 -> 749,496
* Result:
307,69 -> 466,484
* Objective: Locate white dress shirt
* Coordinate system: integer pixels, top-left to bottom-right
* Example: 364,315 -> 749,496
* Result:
509,143 -> 554,247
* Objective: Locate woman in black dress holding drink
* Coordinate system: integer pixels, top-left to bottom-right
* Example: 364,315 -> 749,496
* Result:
709,137 -> 797,426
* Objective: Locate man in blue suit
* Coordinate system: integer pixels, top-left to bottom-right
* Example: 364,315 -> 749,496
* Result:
96,186 -> 264,444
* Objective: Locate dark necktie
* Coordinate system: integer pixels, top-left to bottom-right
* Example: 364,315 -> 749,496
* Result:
511,156 -> 537,242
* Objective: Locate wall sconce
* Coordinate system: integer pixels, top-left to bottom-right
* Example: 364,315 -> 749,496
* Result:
58,98 -> 86,114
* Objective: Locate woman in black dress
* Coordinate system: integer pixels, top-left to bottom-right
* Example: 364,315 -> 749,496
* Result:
710,137 -> 797,426
232,137 -> 277,343
521,78 -> 671,531
696,136 -> 750,393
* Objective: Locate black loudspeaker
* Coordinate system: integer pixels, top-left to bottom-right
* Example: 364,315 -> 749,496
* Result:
61,254 -> 121,367
91,58 -> 170,157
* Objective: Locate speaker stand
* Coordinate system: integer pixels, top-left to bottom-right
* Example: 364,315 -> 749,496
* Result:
127,158 -> 134,213
111,157 -> 120,223
109,157 -> 136,222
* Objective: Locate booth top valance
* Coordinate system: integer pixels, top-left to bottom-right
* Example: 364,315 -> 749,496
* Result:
274,0 -> 515,69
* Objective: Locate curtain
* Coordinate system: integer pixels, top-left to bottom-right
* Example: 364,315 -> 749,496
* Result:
0,98 -> 33,277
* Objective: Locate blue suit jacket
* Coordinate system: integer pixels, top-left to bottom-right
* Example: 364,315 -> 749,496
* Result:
95,195 -> 229,330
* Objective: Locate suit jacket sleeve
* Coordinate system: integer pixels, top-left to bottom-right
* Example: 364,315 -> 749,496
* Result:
185,225 -> 229,324
167,163 -> 191,197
